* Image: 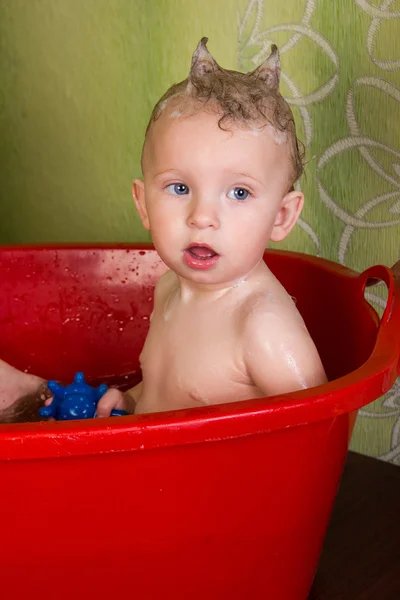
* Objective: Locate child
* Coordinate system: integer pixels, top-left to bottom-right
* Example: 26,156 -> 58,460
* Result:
0,39 -> 327,423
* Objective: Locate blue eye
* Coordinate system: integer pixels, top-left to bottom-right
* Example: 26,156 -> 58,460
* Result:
166,183 -> 189,195
228,187 -> 250,201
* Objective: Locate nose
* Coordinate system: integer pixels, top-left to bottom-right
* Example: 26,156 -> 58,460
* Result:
186,196 -> 220,230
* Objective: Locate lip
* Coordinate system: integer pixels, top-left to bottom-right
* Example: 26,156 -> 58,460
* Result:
183,243 -> 220,271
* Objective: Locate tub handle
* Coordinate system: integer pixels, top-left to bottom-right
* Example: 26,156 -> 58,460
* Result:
363,260 -> 400,377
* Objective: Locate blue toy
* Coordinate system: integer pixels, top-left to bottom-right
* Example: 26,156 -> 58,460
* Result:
39,371 -> 128,421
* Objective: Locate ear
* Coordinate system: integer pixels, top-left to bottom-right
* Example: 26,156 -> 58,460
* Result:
132,179 -> 150,230
270,189 -> 304,242
250,44 -> 280,90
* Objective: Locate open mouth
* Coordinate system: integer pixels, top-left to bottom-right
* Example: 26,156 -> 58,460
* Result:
183,244 -> 220,270
186,244 -> 218,260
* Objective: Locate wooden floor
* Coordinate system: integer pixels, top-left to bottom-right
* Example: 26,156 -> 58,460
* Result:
308,451 -> 400,599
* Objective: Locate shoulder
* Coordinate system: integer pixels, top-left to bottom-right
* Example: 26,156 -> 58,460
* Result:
240,286 -> 319,369
153,269 -> 178,305
240,286 -> 306,338
240,288 -> 327,393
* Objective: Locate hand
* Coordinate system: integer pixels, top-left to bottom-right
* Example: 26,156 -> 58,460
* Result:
0,359 -> 48,423
96,388 -> 135,418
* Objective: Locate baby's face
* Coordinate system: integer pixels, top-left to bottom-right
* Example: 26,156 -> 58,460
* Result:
135,109 -> 299,288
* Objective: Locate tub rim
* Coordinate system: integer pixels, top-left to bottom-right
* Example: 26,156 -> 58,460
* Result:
0,244 -> 399,461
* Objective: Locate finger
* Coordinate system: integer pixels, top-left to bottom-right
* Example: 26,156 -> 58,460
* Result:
96,389 -> 125,418
44,397 -> 54,406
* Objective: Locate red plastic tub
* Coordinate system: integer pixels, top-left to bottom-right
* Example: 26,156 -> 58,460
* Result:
0,244 -> 399,600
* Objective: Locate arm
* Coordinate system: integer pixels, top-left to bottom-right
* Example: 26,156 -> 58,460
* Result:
96,270 -> 174,418
243,301 -> 327,397
126,381 -> 143,406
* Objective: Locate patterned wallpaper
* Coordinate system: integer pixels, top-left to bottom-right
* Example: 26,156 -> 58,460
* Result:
238,0 -> 400,463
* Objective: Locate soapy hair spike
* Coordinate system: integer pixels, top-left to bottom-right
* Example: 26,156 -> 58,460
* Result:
189,37 -> 218,77
249,44 -> 280,90
144,38 -> 304,184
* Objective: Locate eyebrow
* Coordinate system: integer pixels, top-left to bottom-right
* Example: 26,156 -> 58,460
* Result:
234,172 -> 262,184
152,169 -> 263,185
153,169 -> 181,178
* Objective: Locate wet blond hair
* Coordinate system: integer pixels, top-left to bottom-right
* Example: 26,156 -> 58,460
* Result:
144,37 -> 304,185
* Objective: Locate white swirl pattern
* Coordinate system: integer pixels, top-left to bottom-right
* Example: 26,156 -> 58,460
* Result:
365,0 -> 400,70
238,0 -> 400,463
238,0 -> 339,252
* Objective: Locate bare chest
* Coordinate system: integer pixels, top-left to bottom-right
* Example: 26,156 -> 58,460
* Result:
138,304 -> 251,409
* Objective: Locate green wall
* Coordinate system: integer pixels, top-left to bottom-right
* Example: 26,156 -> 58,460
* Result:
1,0 -> 399,464
0,0 -> 236,243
